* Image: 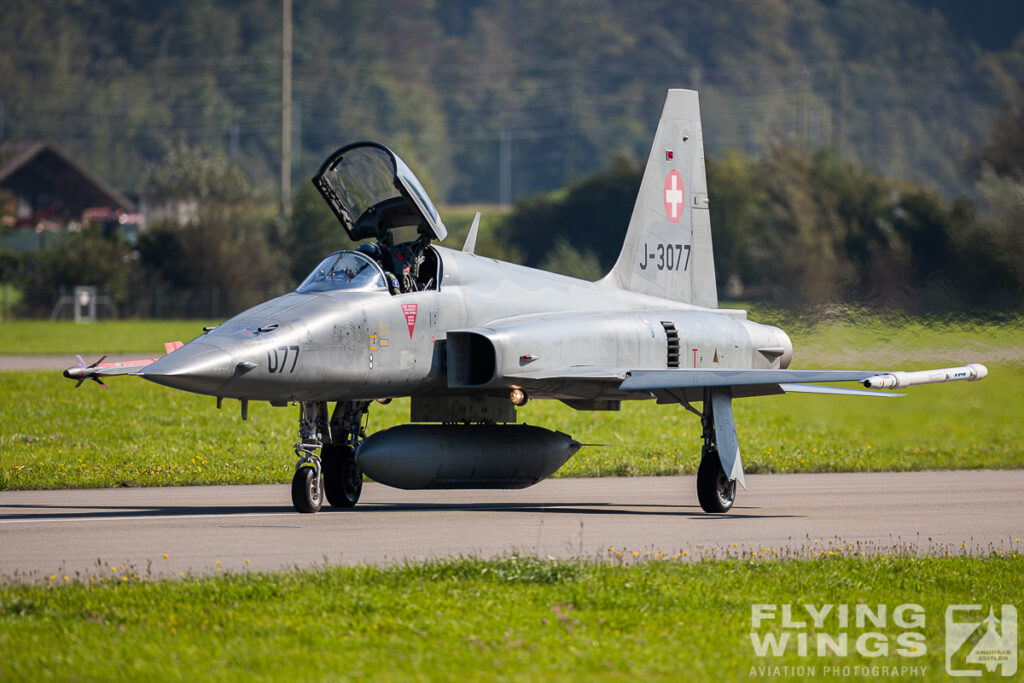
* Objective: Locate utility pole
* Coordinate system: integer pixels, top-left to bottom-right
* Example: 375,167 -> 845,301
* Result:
281,0 -> 293,219
831,66 -> 845,157
499,129 -> 511,206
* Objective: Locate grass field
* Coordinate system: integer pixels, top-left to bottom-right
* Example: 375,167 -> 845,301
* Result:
1,554 -> 1020,681
0,315 -> 1021,490
0,319 -> 216,355
0,366 -> 1020,490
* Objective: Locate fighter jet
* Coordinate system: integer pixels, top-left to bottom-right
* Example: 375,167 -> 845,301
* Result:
65,90 -> 988,514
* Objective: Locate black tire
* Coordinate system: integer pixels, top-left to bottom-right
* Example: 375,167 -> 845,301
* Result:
321,445 -> 362,508
291,466 -> 323,513
696,450 -> 736,513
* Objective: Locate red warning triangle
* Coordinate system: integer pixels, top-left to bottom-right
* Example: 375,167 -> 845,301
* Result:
401,303 -> 418,338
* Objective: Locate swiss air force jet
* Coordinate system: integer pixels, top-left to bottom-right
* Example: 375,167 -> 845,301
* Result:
65,90 -> 987,514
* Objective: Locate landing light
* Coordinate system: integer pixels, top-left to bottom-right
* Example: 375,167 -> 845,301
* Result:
510,388 -> 528,406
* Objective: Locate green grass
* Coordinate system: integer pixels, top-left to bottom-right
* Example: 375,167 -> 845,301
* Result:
0,363 -> 1018,491
0,319 -> 215,355
1,555 -> 1020,681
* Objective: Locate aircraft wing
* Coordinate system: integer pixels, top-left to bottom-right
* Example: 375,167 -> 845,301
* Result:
619,368 -> 892,397
503,367 -> 886,401
501,365 -> 986,402
620,364 -> 986,395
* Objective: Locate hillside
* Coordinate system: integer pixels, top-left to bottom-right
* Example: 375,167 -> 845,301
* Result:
1,0 -> 1021,204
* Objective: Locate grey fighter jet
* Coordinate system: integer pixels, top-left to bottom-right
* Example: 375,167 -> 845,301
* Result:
65,90 -> 988,514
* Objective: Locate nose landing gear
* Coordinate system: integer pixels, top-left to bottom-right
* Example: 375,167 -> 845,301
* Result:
290,400 -> 370,513
291,457 -> 323,513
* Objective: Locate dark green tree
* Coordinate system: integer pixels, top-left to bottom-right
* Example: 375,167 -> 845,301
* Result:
136,147 -> 289,315
497,156 -> 643,271
287,183 -> 357,285
21,227 -> 132,315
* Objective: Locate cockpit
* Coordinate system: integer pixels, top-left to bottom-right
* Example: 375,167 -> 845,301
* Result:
311,142 -> 447,296
296,251 -> 387,293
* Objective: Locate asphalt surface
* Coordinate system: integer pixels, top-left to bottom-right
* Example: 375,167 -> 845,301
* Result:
0,355 -> 145,372
0,355 -> 80,371
2,471 -> 1021,580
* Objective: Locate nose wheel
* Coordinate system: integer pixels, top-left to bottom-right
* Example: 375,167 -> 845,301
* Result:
291,461 -> 323,513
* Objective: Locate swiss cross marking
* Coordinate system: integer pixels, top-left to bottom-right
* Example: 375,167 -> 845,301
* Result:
663,170 -> 684,224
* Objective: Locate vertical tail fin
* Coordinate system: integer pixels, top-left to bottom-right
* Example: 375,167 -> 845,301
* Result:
601,90 -> 717,308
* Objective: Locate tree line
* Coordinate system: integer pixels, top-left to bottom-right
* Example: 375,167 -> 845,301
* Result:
490,92 -> 1024,313
7,90 -> 1022,318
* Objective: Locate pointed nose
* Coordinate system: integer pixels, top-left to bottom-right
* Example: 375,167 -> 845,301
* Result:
140,341 -> 235,395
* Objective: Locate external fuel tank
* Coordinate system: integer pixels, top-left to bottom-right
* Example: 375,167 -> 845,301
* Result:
356,424 -> 581,489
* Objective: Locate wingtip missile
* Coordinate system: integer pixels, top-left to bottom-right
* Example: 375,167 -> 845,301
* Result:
862,363 -> 988,390
63,354 -> 109,388
63,353 -> 161,387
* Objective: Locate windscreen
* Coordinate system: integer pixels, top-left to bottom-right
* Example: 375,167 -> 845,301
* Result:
296,251 -> 385,293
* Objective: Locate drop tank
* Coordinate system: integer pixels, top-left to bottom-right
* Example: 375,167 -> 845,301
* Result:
356,424 -> 581,489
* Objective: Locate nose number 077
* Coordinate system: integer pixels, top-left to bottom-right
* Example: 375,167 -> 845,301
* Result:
268,345 -> 300,374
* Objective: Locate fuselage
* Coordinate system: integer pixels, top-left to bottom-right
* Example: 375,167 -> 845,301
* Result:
140,246 -> 792,403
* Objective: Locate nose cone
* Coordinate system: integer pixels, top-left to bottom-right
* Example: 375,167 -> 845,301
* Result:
140,341 -> 235,395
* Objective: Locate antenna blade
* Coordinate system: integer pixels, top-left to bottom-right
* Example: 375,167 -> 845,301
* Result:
462,212 -> 480,253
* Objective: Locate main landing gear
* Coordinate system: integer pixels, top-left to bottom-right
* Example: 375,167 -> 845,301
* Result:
682,390 -> 737,514
291,400 -> 369,513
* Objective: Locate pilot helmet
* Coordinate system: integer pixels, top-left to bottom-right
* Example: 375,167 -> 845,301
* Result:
356,241 -> 382,260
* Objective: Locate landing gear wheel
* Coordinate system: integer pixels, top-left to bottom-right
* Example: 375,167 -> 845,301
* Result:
321,445 -> 362,508
697,451 -> 736,513
291,466 -> 323,513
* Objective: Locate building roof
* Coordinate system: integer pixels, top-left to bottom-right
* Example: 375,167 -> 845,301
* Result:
0,141 -> 136,213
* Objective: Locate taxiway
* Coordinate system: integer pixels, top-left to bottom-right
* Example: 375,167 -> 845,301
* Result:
2,470 -> 1021,580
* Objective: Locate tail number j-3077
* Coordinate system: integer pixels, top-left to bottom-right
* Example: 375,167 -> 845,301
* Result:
640,243 -> 690,271
267,345 -> 300,373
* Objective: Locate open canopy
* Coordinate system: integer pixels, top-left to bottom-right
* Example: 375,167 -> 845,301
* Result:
312,142 -> 447,243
